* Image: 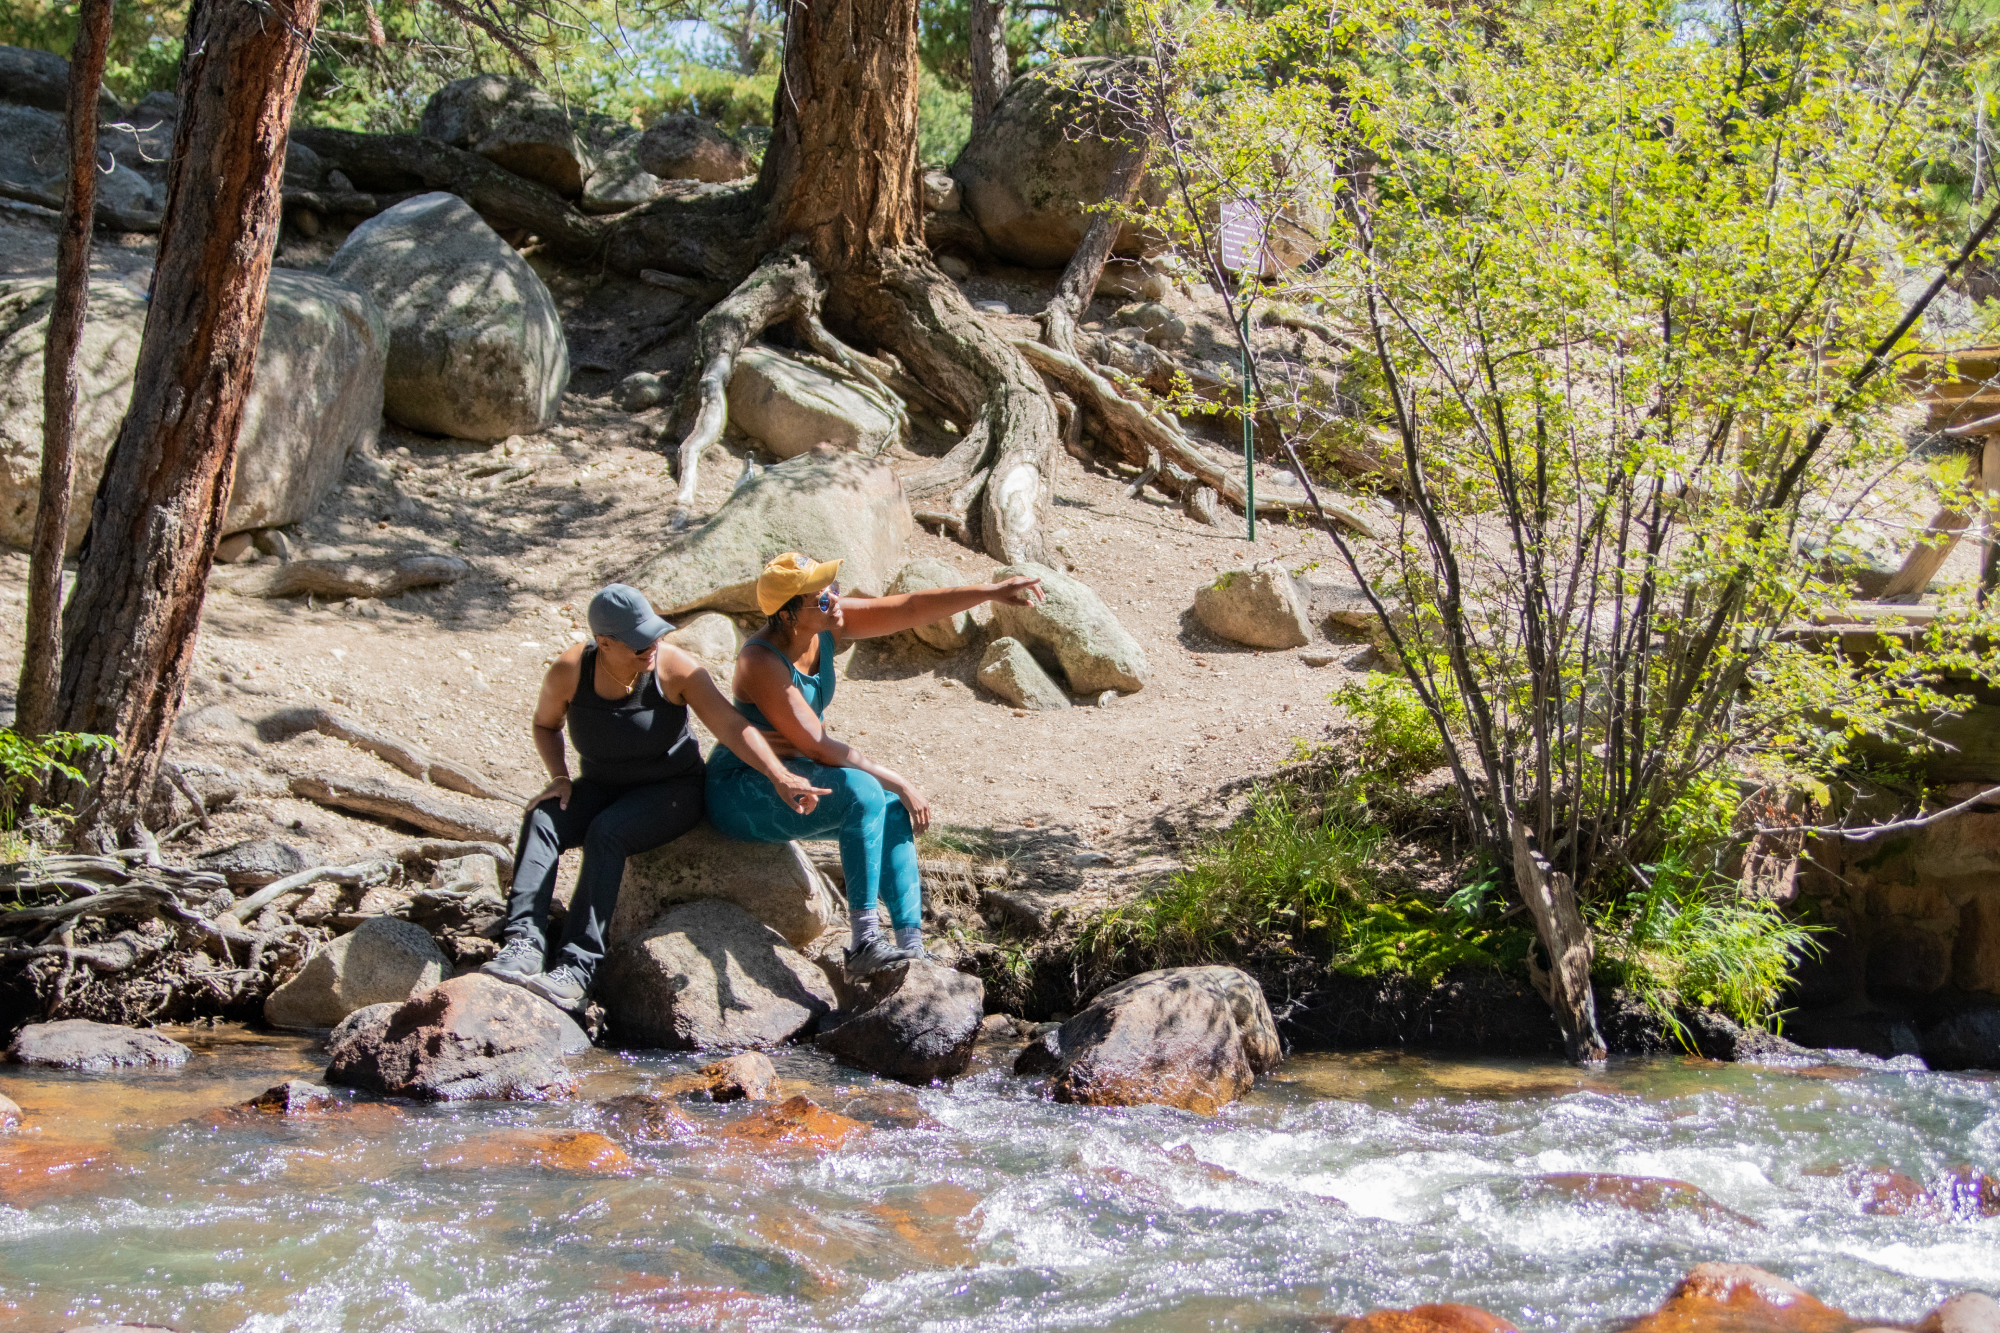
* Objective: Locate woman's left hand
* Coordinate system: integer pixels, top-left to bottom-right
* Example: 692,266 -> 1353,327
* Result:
988,575 -> 1044,607
891,779 -> 932,834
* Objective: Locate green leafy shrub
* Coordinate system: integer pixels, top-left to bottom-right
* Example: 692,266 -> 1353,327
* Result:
0,727 -> 113,851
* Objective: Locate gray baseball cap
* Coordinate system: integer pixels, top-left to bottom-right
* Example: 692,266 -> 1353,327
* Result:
588,583 -> 674,650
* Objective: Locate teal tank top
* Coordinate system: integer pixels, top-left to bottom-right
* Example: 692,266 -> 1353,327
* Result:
711,631 -> 837,770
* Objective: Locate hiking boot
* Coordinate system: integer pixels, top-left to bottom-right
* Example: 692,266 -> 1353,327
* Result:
844,935 -> 916,977
518,963 -> 591,1014
481,935 -> 545,983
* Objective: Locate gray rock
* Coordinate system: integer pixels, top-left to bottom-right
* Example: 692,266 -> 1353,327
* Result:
628,447 -> 913,618
0,104 -> 157,225
887,557 -> 976,651
264,916 -> 450,1030
978,636 -> 1069,710
1916,1293 -> 2000,1333
1921,1004 -> 2000,1071
1096,262 -> 1168,301
0,44 -> 121,118
574,112 -> 665,214
989,562 -> 1147,693
1114,301 -> 1176,332
660,611 -> 741,667
922,169 -> 961,213
195,838 -> 311,888
325,973 -> 583,1101
950,58 -> 1165,268
245,1079 -> 339,1114
727,345 -> 898,458
325,192 -> 568,442
8,1019 -> 190,1070
938,254 -> 972,280
420,74 -> 589,197
431,853 -> 501,896
816,958 -> 985,1085
0,269 -> 386,554
635,114 -> 752,182
1044,966 -> 1277,1113
599,900 -> 836,1050
1193,561 -> 1312,649
618,370 -> 666,412
971,299 -> 1011,315
608,819 -> 842,950
687,1050 -> 777,1101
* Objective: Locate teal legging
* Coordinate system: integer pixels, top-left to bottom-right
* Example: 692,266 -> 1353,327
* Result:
707,756 -> 921,928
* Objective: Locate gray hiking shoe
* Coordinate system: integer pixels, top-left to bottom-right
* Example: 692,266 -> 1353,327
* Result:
844,935 -> 917,977
481,935 -> 544,983
518,963 -> 591,1014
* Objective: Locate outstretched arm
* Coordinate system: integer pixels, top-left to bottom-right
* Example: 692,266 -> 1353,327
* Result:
835,574 -> 1044,641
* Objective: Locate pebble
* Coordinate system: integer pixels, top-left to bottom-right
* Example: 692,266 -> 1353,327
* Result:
1095,690 -> 1117,707
1071,851 -> 1113,868
1299,651 -> 1336,668
939,255 -> 972,280
1011,708 -> 1027,717
972,299 -> 1011,316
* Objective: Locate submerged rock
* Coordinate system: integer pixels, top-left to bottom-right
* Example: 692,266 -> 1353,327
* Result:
1043,965 -> 1277,1114
715,1093 -> 868,1153
1521,1173 -> 1755,1227
324,973 -> 585,1101
989,562 -> 1148,694
816,959 -> 985,1085
264,916 -> 449,1030
1334,1306 -> 1518,1333
425,1129 -> 633,1174
7,1019 -> 190,1070
325,191 -> 567,442
1616,1263 -> 1847,1333
1193,561 -> 1313,650
0,1090 -> 19,1128
598,899 -> 835,1050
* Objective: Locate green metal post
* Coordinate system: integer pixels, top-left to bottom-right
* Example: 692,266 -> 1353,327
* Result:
1241,308 -> 1255,542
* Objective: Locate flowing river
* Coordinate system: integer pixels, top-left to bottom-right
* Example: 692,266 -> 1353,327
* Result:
1,1027 -> 1995,1331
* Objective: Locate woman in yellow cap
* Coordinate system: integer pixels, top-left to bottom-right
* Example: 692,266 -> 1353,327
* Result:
707,553 -> 1043,975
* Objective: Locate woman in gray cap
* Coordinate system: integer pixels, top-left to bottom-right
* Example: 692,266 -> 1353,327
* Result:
484,582 -> 828,1012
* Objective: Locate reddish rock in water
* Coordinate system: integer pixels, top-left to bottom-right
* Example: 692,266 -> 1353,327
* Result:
1914,1292 -> 2000,1333
0,1136 -> 114,1203
1332,1306 -> 1518,1333
1524,1173 -> 1757,1227
716,1094 -> 868,1153
1847,1165 -> 1934,1216
324,973 -> 583,1101
1047,966 -> 1279,1114
0,1090 -> 20,1129
425,1129 -> 632,1174
246,1080 -> 341,1115
1617,1263 -> 1854,1332
1938,1165 -> 2000,1219
866,1182 -> 984,1268
594,1093 -> 698,1142
686,1051 -> 777,1102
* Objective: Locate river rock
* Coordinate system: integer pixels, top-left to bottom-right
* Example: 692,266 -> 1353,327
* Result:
246,1079 -> 340,1115
1918,1293 -> 2000,1333
628,447 -> 913,617
420,73 -> 590,197
607,820 -> 841,949
0,269 -> 387,554
949,57 -> 1165,268
727,345 -> 898,459
598,900 -> 835,1050
575,113 -> 665,214
325,191 -> 568,441
1338,1307 -> 1518,1333
1193,561 -> 1312,649
989,562 -> 1148,693
1045,966 -> 1277,1113
661,610 -> 742,666
888,557 -> 976,650
0,1091 -> 20,1128
0,44 -> 122,118
816,959 -> 985,1085
1618,1263 -> 1846,1333
263,916 -> 450,1030
1920,1002 -> 2000,1071
325,973 -> 586,1101
635,114 -> 752,182
7,1020 -> 190,1070
978,636 -> 1069,710
195,837 -> 311,888
686,1050 -> 778,1102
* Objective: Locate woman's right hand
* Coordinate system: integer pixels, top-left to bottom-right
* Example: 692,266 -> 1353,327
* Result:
530,776 -> 573,810
770,766 -> 832,817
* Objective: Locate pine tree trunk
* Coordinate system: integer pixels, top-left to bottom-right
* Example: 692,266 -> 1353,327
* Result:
54,0 -> 322,838
16,0 -> 112,738
969,0 -> 1010,132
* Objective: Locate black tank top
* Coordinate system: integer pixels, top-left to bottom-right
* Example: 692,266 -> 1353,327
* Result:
566,643 -> 703,785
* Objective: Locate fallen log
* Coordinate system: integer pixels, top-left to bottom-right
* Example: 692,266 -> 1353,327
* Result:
215,553 -> 469,601
258,704 -> 523,804
288,774 -> 518,845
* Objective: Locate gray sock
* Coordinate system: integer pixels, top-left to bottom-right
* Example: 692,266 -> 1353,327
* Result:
894,926 -> 923,951
849,908 -> 880,950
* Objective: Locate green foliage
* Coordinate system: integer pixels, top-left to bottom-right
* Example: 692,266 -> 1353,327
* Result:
916,68 -> 971,166
0,728 -> 112,838
1328,670 -> 1452,779
0,0 -> 182,100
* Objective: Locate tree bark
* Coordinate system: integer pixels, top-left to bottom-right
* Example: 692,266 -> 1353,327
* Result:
16,0 -> 112,738
969,0 -> 1010,133
1041,140 -> 1149,357
54,0 -> 322,838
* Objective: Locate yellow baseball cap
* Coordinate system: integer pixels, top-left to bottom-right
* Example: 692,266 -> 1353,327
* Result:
756,552 -> 843,615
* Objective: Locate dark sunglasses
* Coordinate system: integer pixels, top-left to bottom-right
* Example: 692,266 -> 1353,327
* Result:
816,582 -> 841,612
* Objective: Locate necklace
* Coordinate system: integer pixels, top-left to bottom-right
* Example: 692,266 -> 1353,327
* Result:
600,656 -> 644,695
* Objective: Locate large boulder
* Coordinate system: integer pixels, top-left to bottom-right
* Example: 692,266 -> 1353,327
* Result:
727,345 -> 898,459
575,114 -> 666,215
8,1020 -> 190,1070
263,916 -> 450,1030
660,611 -> 742,668
325,191 -> 568,441
816,959 -> 985,1085
978,636 -> 1069,710
989,562 -> 1148,694
0,44 -> 122,119
888,557 -> 977,651
1038,965 -> 1278,1113
635,115 -> 753,182
607,819 -> 841,950
0,104 -> 157,225
627,447 -> 913,617
324,973 -> 587,1101
949,58 -> 1164,268
1193,561 -> 1312,649
420,74 -> 590,197
598,900 -> 836,1049
0,269 -> 386,554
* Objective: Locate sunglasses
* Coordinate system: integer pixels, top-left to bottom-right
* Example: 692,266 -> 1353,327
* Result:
816,582 -> 841,612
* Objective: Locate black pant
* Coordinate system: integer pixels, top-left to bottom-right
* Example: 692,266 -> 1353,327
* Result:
504,773 -> 705,977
